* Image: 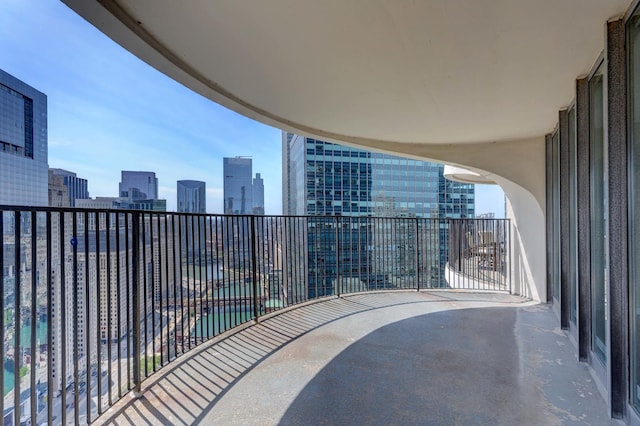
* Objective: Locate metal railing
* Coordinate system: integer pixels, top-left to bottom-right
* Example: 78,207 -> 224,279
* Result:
0,207 -> 510,425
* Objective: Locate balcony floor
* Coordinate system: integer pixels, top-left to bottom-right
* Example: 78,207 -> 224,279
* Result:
97,291 -> 619,425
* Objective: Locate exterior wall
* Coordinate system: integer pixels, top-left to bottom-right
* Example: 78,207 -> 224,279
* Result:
500,177 -> 546,301
0,69 -> 48,206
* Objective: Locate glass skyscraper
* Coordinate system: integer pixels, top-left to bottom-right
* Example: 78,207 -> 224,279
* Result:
119,171 -> 159,201
0,69 -> 48,206
223,157 -> 253,214
282,132 -> 474,296
177,180 -> 206,213
223,157 -> 265,215
252,173 -> 265,215
282,133 -> 474,218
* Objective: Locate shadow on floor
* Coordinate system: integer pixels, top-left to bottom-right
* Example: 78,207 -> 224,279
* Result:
280,307 -> 533,425
97,293 -> 614,425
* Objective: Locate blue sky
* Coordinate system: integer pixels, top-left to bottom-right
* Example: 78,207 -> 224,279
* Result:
0,0 -> 505,216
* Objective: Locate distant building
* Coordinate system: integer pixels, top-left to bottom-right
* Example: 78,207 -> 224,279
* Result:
117,198 -> 166,211
252,173 -> 264,215
119,171 -> 159,201
50,168 -> 89,206
177,180 -> 206,213
0,69 -> 48,206
76,197 -> 120,210
476,212 -> 495,219
118,170 -> 166,211
223,157 -> 253,214
283,132 -> 475,295
283,133 -> 474,218
48,170 -> 70,207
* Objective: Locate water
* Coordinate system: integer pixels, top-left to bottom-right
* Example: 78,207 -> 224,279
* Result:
185,262 -> 222,281
192,307 -> 255,338
3,321 -> 48,395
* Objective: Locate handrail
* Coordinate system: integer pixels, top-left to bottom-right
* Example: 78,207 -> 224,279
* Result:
0,207 -> 510,425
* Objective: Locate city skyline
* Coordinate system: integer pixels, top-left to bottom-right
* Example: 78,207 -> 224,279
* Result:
0,0 -> 505,216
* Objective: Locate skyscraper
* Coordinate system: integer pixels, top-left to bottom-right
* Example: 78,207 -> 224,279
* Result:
0,69 -> 48,206
223,157 -> 253,214
177,180 -> 206,213
282,133 -> 474,218
118,170 -> 166,211
48,170 -> 70,207
252,173 -> 265,215
50,168 -> 89,206
283,132 -> 475,295
119,171 -> 159,201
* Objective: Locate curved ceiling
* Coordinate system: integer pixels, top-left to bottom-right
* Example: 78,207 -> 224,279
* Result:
64,0 -> 628,146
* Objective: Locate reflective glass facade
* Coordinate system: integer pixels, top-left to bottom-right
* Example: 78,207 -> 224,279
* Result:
0,69 -> 47,206
283,132 -> 474,296
177,180 -> 206,213
223,157 -> 253,214
283,133 -> 474,218
119,171 -> 159,201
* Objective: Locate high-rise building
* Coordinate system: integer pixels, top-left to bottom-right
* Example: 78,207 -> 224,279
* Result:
117,170 -> 166,211
252,173 -> 264,215
48,170 -> 70,207
177,180 -> 206,213
0,69 -> 48,206
283,133 -> 474,218
50,168 -> 89,206
119,171 -> 159,201
283,132 -> 475,296
223,157 -> 253,214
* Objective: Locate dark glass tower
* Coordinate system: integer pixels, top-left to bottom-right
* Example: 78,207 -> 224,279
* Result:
282,132 -> 475,296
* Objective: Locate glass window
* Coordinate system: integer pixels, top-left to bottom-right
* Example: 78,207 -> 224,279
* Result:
589,62 -> 607,364
629,10 -> 640,410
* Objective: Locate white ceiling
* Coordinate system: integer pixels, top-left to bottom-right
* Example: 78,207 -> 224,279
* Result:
64,0 -> 630,146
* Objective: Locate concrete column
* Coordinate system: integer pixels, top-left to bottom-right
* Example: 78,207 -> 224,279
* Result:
606,18 -> 628,420
576,77 -> 591,363
545,134 -> 553,304
559,109 -> 570,329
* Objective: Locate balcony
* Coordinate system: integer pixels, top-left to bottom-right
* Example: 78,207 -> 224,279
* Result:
0,205 -> 603,425
94,291 -> 613,425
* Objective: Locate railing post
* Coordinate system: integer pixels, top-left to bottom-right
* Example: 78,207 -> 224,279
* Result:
251,216 -> 260,323
132,212 -> 142,397
335,216 -> 340,297
415,218 -> 420,291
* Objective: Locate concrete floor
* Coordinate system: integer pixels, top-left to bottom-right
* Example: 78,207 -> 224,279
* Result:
96,291 -> 620,425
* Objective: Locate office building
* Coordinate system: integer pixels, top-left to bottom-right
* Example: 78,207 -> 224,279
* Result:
0,69 -> 48,206
283,133 -> 474,295
252,173 -> 264,215
119,171 -> 159,201
177,180 -> 206,213
223,157 -> 253,214
48,170 -> 70,207
283,133 -> 474,218
118,170 -> 166,211
50,168 -> 89,206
